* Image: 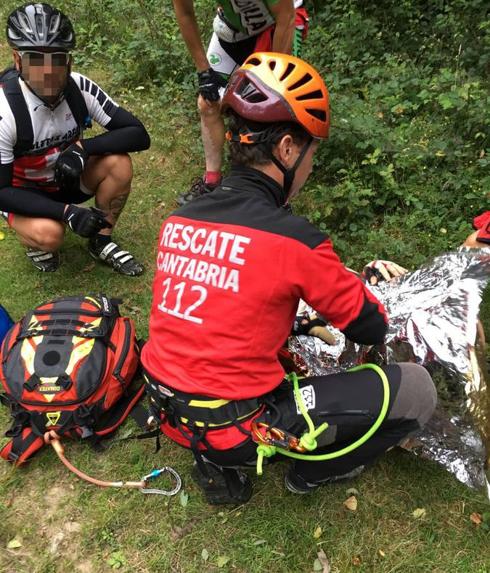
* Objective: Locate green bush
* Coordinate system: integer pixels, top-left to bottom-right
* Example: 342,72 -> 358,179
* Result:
0,0 -> 488,266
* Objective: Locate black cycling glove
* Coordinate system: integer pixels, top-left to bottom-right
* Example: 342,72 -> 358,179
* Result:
54,143 -> 89,193
292,313 -> 327,336
63,205 -> 111,238
197,68 -> 227,102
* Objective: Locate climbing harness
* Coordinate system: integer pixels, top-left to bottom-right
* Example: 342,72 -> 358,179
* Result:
251,363 -> 390,475
45,430 -> 181,496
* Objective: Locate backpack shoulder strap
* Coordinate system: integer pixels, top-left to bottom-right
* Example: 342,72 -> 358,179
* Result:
0,427 -> 44,465
0,68 -> 34,157
65,75 -> 92,131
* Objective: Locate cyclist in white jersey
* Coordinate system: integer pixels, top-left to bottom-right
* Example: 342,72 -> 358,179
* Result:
0,3 -> 150,274
172,0 -> 308,205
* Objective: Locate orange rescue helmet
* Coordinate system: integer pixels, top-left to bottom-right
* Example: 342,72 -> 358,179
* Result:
222,52 -> 329,139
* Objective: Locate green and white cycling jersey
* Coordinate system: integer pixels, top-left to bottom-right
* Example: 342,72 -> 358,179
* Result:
214,0 -> 303,42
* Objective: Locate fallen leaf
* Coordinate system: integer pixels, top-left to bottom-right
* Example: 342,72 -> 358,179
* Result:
253,539 -> 267,545
313,559 -> 323,572
378,549 -> 386,558
180,490 -> 189,507
470,512 -> 482,526
343,495 -> 358,511
0,231 -> 5,240
346,487 -> 359,497
352,556 -> 362,566
64,521 -> 81,533
313,526 -> 322,539
49,531 -> 65,555
316,549 -> 330,573
7,538 -> 22,549
201,548 -> 209,562
217,555 -> 230,568
412,508 -> 426,519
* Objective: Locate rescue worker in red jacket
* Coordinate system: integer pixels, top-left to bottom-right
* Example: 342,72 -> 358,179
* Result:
141,53 -> 437,504
463,211 -> 490,248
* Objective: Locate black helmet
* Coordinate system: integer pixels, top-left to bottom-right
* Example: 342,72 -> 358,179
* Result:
6,3 -> 75,51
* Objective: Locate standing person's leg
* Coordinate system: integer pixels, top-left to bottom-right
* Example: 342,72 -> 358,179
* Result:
177,34 -> 256,205
266,363 -> 436,492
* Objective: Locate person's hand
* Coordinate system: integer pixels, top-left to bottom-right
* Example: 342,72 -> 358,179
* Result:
55,143 -> 88,192
63,205 -> 112,238
362,260 -> 408,285
197,68 -> 227,102
292,313 -> 337,345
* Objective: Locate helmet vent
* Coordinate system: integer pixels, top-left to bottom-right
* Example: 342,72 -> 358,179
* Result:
268,60 -> 277,71
238,81 -> 267,103
306,108 -> 327,121
296,89 -> 325,101
279,63 -> 296,82
288,73 -> 313,92
18,13 -> 33,34
49,14 -> 60,34
248,57 -> 261,67
35,14 -> 44,38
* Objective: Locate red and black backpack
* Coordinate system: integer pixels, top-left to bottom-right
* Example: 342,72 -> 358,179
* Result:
0,295 -> 144,464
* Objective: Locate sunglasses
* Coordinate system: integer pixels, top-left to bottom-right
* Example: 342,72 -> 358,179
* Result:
19,51 -> 71,67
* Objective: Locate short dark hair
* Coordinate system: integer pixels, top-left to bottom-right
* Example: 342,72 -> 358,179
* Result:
226,110 -> 311,167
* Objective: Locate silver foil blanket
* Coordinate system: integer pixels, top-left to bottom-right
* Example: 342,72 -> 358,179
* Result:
290,249 -> 490,494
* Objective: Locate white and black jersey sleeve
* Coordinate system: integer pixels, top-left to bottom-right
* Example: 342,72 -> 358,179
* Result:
72,72 -> 119,127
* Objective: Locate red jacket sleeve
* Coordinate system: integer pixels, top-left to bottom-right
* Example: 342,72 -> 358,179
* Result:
292,238 -> 388,345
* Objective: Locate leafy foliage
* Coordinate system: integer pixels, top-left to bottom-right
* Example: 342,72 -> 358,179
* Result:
41,0 -> 487,266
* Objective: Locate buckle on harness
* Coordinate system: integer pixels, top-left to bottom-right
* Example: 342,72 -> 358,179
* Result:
251,422 -> 307,453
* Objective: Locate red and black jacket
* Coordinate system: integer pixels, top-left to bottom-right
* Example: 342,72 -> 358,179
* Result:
141,166 -> 388,448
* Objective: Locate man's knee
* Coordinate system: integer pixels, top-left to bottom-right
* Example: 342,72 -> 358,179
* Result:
104,153 -> 133,183
24,219 -> 65,251
198,95 -> 221,118
84,153 -> 133,189
389,363 -> 437,427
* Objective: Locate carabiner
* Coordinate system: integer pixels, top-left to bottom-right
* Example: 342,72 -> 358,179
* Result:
140,466 -> 182,496
251,422 -> 307,452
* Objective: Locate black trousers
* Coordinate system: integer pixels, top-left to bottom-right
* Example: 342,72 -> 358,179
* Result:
202,363 -> 437,484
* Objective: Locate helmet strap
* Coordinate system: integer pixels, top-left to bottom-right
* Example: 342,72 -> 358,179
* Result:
270,138 -> 312,202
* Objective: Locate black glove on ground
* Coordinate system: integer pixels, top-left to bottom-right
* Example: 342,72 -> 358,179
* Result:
55,143 -> 89,192
197,68 -> 227,102
63,205 -> 111,238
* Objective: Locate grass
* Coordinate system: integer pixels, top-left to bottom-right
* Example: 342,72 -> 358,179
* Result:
0,39 -> 489,573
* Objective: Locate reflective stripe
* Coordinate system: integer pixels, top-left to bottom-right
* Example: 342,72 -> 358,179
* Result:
26,250 -> 55,261
112,250 -> 129,259
31,253 -> 54,262
99,242 -> 118,260
188,398 -> 231,408
116,254 -> 133,265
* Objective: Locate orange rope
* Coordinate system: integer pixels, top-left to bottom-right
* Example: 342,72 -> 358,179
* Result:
44,430 -> 144,488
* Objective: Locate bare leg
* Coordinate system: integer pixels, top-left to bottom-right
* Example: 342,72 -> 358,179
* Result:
81,153 -> 133,236
198,95 -> 225,174
9,216 -> 65,251
81,153 -> 143,276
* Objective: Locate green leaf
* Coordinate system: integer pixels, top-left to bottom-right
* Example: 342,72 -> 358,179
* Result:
438,94 -> 454,110
180,490 -> 189,507
313,558 -> 323,571
107,552 -> 126,569
217,555 -> 230,568
412,508 -> 427,519
7,538 -> 22,549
